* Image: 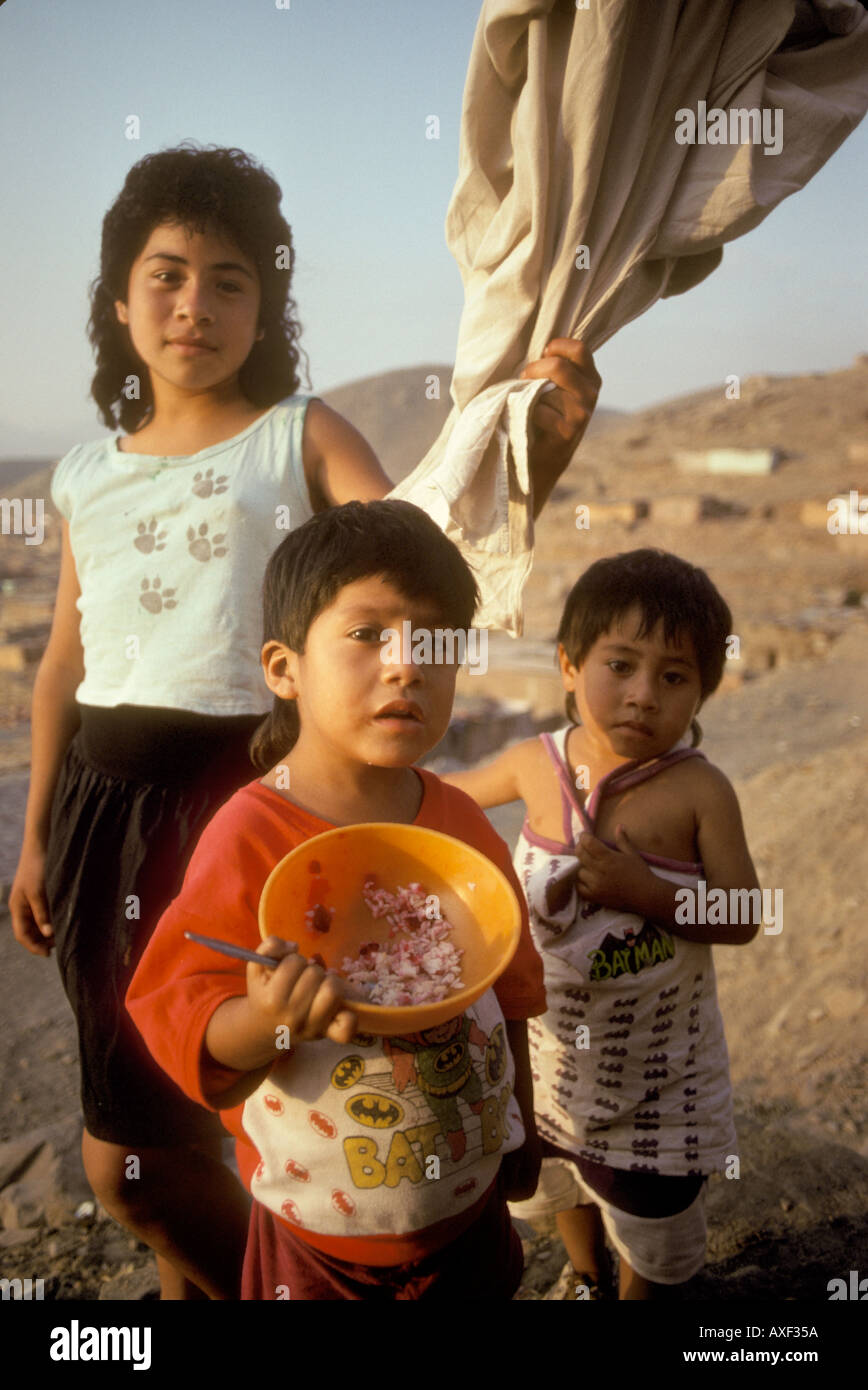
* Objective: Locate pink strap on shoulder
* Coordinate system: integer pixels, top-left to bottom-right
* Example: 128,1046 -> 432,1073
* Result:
539,731 -> 587,843
585,746 -> 707,825
542,733 -> 584,839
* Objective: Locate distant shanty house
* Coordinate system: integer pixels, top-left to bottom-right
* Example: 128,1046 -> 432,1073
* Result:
674,448 -> 779,476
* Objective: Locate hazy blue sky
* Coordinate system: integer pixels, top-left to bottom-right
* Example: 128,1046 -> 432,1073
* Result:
1,0 -> 865,457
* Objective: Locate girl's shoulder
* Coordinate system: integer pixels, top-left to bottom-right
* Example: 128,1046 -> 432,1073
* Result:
50,436 -> 115,519
252,393 -> 315,436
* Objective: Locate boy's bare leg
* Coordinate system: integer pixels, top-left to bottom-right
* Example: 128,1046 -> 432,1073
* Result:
81,1129 -> 251,1300
619,1257 -> 652,1300
619,1259 -> 684,1301
154,1254 -> 208,1301
555,1203 -> 608,1285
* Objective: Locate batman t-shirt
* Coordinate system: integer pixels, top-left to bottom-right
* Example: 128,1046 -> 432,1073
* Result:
243,987 -> 522,1246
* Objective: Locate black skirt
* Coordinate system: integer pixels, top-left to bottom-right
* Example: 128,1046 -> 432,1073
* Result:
45,704 -> 264,1148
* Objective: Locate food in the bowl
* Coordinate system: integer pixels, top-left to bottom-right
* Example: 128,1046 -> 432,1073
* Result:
305,902 -> 333,933
338,878 -> 464,1006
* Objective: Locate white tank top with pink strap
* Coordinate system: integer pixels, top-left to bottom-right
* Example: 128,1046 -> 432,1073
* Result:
514,729 -> 736,1177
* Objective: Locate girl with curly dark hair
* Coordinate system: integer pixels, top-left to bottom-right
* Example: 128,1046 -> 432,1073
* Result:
9,143 -> 393,1301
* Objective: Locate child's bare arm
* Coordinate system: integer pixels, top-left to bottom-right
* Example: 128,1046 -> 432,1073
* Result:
500,1020 -> 542,1201
205,937 -> 358,1076
691,768 -> 761,944
442,741 -> 530,809
9,522 -> 84,956
302,400 -> 392,509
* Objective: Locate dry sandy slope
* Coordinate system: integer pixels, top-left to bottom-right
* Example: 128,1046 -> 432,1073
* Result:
719,732 -> 868,1145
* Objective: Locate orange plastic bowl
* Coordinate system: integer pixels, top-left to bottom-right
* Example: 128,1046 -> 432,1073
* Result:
258,823 -> 522,1036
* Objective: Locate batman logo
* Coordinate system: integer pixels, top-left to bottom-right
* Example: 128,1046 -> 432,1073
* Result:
603,1029 -> 629,1040
643,1088 -> 660,1102
330,1056 -> 365,1090
655,1004 -> 677,1018
590,922 -> 675,980
684,1086 -> 697,1097
602,1046 -> 627,1057
613,997 -> 638,1007
331,1189 -> 356,1217
433,1041 -> 466,1073
688,1024 -> 700,1035
586,1139 -> 609,1150
594,1097 -> 619,1112
597,1078 -> 622,1089
587,1117 -> 612,1129
351,1033 -> 377,1048
565,988 -> 591,1002
631,1138 -> 658,1152
556,1068 -> 578,1082
651,1021 -> 673,1034
636,1109 -> 660,1120
557,1006 -> 585,1018
643,1069 -> 668,1079
485,1023 -> 507,1085
607,1012 -> 634,1024
682,1102 -> 696,1114
634,1122 -> 660,1131
345,1092 -> 404,1128
659,985 -> 679,999
598,1062 -> 623,1074
644,1051 -> 668,1063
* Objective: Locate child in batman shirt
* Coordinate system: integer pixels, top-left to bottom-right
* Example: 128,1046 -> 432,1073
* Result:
128,501 -> 546,1300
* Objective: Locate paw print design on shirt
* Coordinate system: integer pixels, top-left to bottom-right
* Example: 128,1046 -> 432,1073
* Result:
133,518 -> 167,554
187,522 -> 228,562
139,577 -> 178,613
192,468 -> 228,498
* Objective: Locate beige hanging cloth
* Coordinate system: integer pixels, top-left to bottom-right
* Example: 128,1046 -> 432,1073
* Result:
390,0 -> 868,633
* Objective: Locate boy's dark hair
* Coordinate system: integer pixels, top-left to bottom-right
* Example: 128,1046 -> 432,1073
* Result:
250,500 -> 480,772
557,549 -> 732,733
89,143 -> 305,431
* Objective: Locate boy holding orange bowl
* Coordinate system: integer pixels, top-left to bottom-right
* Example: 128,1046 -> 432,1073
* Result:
127,500 -> 545,1300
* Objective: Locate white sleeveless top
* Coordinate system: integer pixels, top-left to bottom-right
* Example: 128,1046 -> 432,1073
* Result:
51,397 -> 313,715
514,730 -> 736,1177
